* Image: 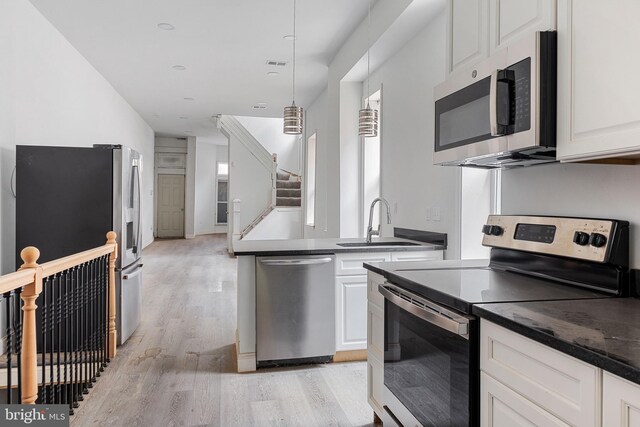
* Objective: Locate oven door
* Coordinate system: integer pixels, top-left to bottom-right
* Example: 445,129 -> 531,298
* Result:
380,283 -> 478,427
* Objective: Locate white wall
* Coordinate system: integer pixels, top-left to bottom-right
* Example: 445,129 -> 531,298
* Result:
339,82 -> 363,238
363,10 -> 462,258
501,163 -> 640,268
195,141 -> 218,235
303,89 -> 329,238
235,116 -> 301,174
243,208 -> 302,240
228,135 -> 273,232
0,0 -> 155,274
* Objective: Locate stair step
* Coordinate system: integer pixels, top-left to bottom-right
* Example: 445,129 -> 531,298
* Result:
277,188 -> 301,197
276,180 -> 301,189
276,197 -> 301,207
276,171 -> 291,180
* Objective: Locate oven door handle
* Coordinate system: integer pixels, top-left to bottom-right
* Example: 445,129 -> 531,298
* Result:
379,283 -> 470,339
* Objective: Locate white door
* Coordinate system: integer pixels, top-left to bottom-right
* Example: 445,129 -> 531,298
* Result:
157,174 -> 185,238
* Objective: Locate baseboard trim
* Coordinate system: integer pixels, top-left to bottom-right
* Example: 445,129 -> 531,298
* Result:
334,349 -> 368,362
235,329 -> 256,373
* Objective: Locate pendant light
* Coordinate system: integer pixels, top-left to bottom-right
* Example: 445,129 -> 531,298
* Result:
359,0 -> 378,138
283,0 -> 303,135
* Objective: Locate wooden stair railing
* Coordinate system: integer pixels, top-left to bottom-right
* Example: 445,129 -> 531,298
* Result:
0,232 -> 117,407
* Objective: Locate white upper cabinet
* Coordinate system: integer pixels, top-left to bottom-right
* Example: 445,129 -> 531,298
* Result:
447,0 -> 489,73
557,0 -> 640,161
447,0 -> 556,74
489,0 -> 557,54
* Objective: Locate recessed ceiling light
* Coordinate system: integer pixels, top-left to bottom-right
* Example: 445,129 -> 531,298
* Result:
283,35 -> 296,40
179,116 -> 188,119
183,97 -> 195,101
267,71 -> 280,76
172,65 -> 186,71
157,23 -> 175,30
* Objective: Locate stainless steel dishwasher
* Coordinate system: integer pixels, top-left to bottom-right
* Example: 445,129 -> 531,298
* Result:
256,255 -> 335,366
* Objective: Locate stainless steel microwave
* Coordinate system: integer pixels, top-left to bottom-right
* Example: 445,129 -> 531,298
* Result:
434,31 -> 556,168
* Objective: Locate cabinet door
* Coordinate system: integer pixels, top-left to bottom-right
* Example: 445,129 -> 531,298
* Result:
367,356 -> 384,416
557,0 -> 640,161
489,0 -> 556,55
367,302 -> 384,360
603,372 -> 640,427
481,372 -> 571,427
335,275 -> 368,351
447,0 -> 489,73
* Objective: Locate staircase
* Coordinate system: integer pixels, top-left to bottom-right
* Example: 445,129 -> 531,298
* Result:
276,170 -> 301,207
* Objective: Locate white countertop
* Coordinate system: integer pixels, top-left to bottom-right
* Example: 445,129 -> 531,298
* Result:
233,237 -> 444,256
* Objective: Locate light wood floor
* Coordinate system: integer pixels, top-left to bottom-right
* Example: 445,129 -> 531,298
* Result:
70,235 -> 375,427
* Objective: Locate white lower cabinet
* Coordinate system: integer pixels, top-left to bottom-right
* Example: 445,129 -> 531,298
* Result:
482,372 -> 570,427
335,275 -> 368,351
603,372 -> 640,427
480,320 -> 600,427
367,271 -> 386,420
335,250 -> 442,352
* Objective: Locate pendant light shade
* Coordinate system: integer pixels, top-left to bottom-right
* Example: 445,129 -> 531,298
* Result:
359,104 -> 378,137
283,0 -> 303,135
284,103 -> 304,134
359,0 -> 378,138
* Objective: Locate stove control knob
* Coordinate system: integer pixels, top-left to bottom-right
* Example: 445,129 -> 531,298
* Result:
482,225 -> 503,236
572,231 -> 590,246
589,233 -> 607,248
490,225 -> 504,236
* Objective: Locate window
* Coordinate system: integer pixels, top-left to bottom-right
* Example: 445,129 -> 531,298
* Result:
217,161 -> 228,176
362,90 -> 381,236
216,162 -> 229,224
306,133 -> 317,227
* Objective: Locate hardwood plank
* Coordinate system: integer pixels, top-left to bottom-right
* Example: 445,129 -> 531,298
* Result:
71,235 -> 373,427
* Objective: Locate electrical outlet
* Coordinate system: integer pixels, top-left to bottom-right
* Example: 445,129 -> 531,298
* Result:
426,207 -> 431,221
433,207 -> 441,221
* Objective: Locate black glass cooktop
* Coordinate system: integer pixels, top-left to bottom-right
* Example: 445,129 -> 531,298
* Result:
386,267 -> 612,314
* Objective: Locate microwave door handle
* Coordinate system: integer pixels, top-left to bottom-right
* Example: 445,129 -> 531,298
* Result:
489,70 -> 500,136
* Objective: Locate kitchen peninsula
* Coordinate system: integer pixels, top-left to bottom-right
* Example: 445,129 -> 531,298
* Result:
233,235 -> 445,372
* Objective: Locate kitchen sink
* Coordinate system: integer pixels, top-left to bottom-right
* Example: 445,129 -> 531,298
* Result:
336,241 -> 420,247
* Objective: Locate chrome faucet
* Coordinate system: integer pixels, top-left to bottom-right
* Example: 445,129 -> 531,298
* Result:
366,197 -> 392,243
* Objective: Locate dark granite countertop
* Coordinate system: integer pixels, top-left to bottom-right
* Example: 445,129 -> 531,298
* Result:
233,237 -> 445,256
474,298 -> 640,385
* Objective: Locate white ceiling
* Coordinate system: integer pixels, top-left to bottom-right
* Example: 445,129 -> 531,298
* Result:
28,0 -> 376,140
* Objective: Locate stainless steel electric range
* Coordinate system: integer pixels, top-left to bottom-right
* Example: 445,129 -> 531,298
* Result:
367,215 -> 629,427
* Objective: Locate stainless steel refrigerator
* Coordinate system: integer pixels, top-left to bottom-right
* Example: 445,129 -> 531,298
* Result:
16,144 -> 143,345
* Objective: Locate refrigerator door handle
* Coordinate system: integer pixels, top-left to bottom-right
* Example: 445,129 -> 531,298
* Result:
134,162 -> 142,254
123,264 -> 144,280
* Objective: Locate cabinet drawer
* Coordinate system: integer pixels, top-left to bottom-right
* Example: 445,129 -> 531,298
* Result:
390,250 -> 443,262
335,252 -> 390,276
481,372 -> 570,427
367,271 -> 386,307
367,302 -> 384,361
481,320 -> 600,427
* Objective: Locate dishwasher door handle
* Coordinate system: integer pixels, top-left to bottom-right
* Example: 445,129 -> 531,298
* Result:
259,257 -> 333,266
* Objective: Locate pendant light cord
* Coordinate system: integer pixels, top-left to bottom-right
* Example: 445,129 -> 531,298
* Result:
366,0 -> 371,109
292,0 -> 297,105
